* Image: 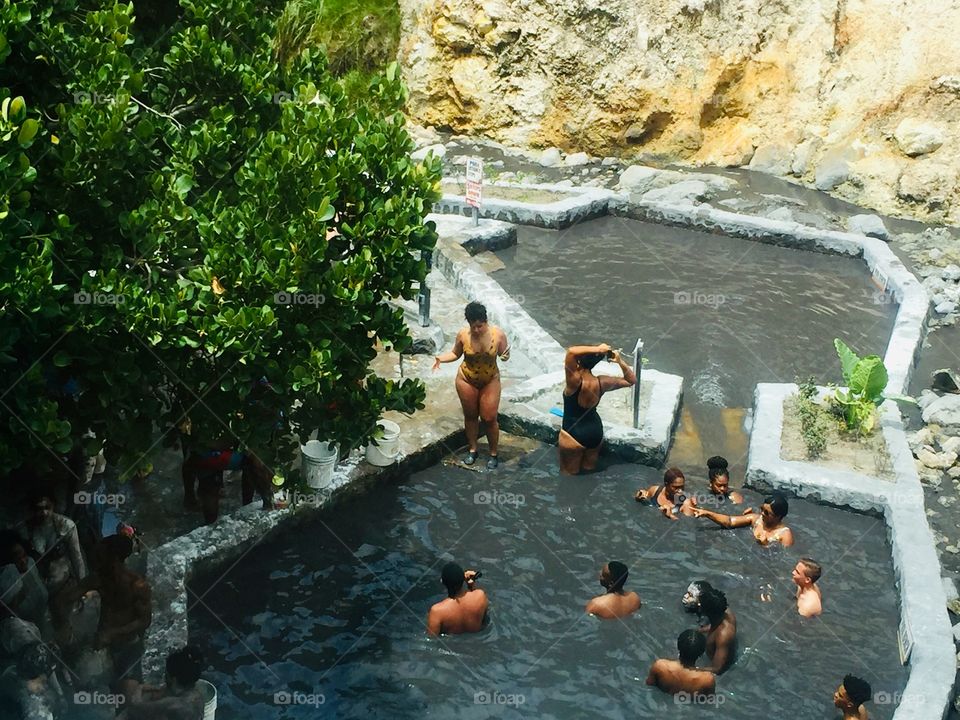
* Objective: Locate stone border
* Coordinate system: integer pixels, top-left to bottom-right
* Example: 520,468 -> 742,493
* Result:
608,197 -> 929,395
747,383 -> 956,720
433,222 -> 684,463
435,181 -> 615,229
427,213 -> 517,255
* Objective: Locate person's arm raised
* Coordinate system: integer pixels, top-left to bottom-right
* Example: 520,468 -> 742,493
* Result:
433,331 -> 465,370
597,349 -> 636,393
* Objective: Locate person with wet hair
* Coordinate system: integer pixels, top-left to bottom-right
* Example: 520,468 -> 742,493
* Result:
645,629 -> 716,696
426,562 -> 488,635
635,468 -> 696,520
705,456 -> 744,504
558,343 -> 636,475
693,492 -> 794,547
433,302 -> 510,469
792,558 -> 823,618
698,587 -> 737,674
118,644 -> 206,719
586,561 -> 641,619
681,580 -> 713,614
834,674 -> 872,719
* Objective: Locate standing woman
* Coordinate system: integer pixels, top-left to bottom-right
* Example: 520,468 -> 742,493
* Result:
558,344 -> 636,475
433,302 -> 510,469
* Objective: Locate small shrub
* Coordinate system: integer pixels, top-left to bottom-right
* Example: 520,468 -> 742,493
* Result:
795,376 -> 828,459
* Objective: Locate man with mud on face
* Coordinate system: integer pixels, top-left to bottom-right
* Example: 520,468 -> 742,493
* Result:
681,580 -> 713,615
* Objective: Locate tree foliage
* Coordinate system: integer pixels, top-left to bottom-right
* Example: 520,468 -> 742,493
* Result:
0,0 -> 440,482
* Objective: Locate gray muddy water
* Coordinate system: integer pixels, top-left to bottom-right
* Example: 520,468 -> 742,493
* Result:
189,448 -> 906,719
491,216 -> 898,472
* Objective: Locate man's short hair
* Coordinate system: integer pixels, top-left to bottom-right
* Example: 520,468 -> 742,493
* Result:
441,562 -> 465,597
699,587 -> 728,622
607,561 -> 628,591
677,629 -> 706,664
799,558 -> 822,583
843,675 -> 872,706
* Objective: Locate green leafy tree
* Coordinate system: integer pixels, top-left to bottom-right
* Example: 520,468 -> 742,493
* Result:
0,0 -> 440,484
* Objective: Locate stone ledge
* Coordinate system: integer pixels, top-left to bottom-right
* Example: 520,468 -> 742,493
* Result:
434,182 -> 616,229
746,383 -> 956,720
427,213 -> 517,255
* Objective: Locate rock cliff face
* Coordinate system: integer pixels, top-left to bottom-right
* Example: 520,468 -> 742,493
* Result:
397,0 -> 960,224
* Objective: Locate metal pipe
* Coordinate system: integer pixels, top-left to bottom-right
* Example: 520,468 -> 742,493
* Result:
632,337 -> 644,429
418,250 -> 433,327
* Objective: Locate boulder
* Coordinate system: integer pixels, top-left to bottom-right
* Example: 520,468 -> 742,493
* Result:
894,119 -> 946,157
617,164 -> 661,193
919,389 -> 939,410
792,137 -> 822,177
642,180 -> 710,204
601,157 -> 619,166
897,162 -> 957,205
922,393 -> 960,427
815,144 -> 862,190
918,447 -> 958,469
749,143 -> 793,176
942,264 -> 960,282
935,301 -> 958,315
932,368 -> 960,393
941,436 -> 960,455
846,214 -> 889,240
538,147 -> 563,167
564,152 -> 590,167
908,426 -> 937,453
412,143 -> 446,161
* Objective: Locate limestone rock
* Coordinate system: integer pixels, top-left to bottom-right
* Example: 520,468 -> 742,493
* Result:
618,165 -> 660,193
791,137 -> 822,177
941,435 -> 960,455
932,368 -> 960,393
894,119 -> 946,157
919,389 -> 940,410
815,144 -> 863,191
918,447 -> 958,469
564,151 -> 590,166
432,16 -> 474,52
538,147 -> 563,167
749,143 -> 793,176
898,163 -> 957,206
765,207 -> 795,223
846,214 -> 889,240
922,394 -> 960,427
642,180 -> 710,204
943,264 -> 960,282
936,301 -> 958,315
908,426 -> 936,454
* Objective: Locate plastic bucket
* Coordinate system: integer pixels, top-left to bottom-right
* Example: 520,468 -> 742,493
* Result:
365,420 -> 401,466
197,679 -> 217,719
301,440 -> 338,489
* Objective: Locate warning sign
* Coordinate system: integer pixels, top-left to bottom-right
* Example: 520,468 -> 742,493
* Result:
465,157 -> 483,208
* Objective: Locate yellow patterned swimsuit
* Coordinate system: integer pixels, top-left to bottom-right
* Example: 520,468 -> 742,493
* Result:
461,331 -> 500,388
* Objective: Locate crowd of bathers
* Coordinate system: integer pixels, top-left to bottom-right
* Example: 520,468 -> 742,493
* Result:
432,302 -> 876,719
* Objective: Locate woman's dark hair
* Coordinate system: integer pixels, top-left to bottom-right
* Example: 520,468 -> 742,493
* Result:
663,467 -> 685,485
842,675 -> 872,707
707,455 -> 729,481
578,352 -> 606,370
764,493 -> 789,519
464,302 -> 487,324
166,645 -> 204,687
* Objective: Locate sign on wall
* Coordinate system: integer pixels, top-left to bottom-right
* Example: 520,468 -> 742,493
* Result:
465,157 -> 483,209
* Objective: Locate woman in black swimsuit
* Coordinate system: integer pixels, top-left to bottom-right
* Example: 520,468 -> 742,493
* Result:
558,344 -> 636,475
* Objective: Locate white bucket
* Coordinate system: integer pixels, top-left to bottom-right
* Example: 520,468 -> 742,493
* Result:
365,419 -> 401,466
301,440 -> 338,489
197,679 -> 217,719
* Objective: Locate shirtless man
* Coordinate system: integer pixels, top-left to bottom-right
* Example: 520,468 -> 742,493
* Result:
699,588 -> 736,674
646,629 -> 715,696
792,558 -> 823,618
118,645 -> 205,720
585,561 -> 641,619
834,674 -> 871,719
426,562 -> 488,636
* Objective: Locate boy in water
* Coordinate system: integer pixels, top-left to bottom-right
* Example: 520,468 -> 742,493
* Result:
646,629 -> 715,696
586,561 -> 641,619
833,675 -> 871,719
427,562 -> 487,635
792,558 -> 823,617
699,588 -> 736,674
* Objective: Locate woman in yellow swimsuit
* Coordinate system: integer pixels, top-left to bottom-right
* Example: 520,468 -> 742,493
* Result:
433,302 -> 510,469
692,493 -> 794,547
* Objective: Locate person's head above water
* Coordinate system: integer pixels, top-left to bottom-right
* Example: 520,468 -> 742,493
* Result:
835,674 -> 872,710
441,562 -> 466,598
601,561 -> 629,592
165,645 -> 203,690
682,580 -> 713,612
464,302 -> 487,333
707,456 -> 730,494
699,587 -> 728,624
792,558 -> 822,586
761,493 -> 789,524
662,467 -> 685,498
677,629 -> 707,666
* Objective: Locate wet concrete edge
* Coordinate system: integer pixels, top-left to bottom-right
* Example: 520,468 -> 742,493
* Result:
746,383 -> 955,720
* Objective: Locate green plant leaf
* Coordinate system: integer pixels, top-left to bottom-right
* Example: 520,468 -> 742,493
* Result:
834,338 -> 859,386
850,355 -> 887,400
